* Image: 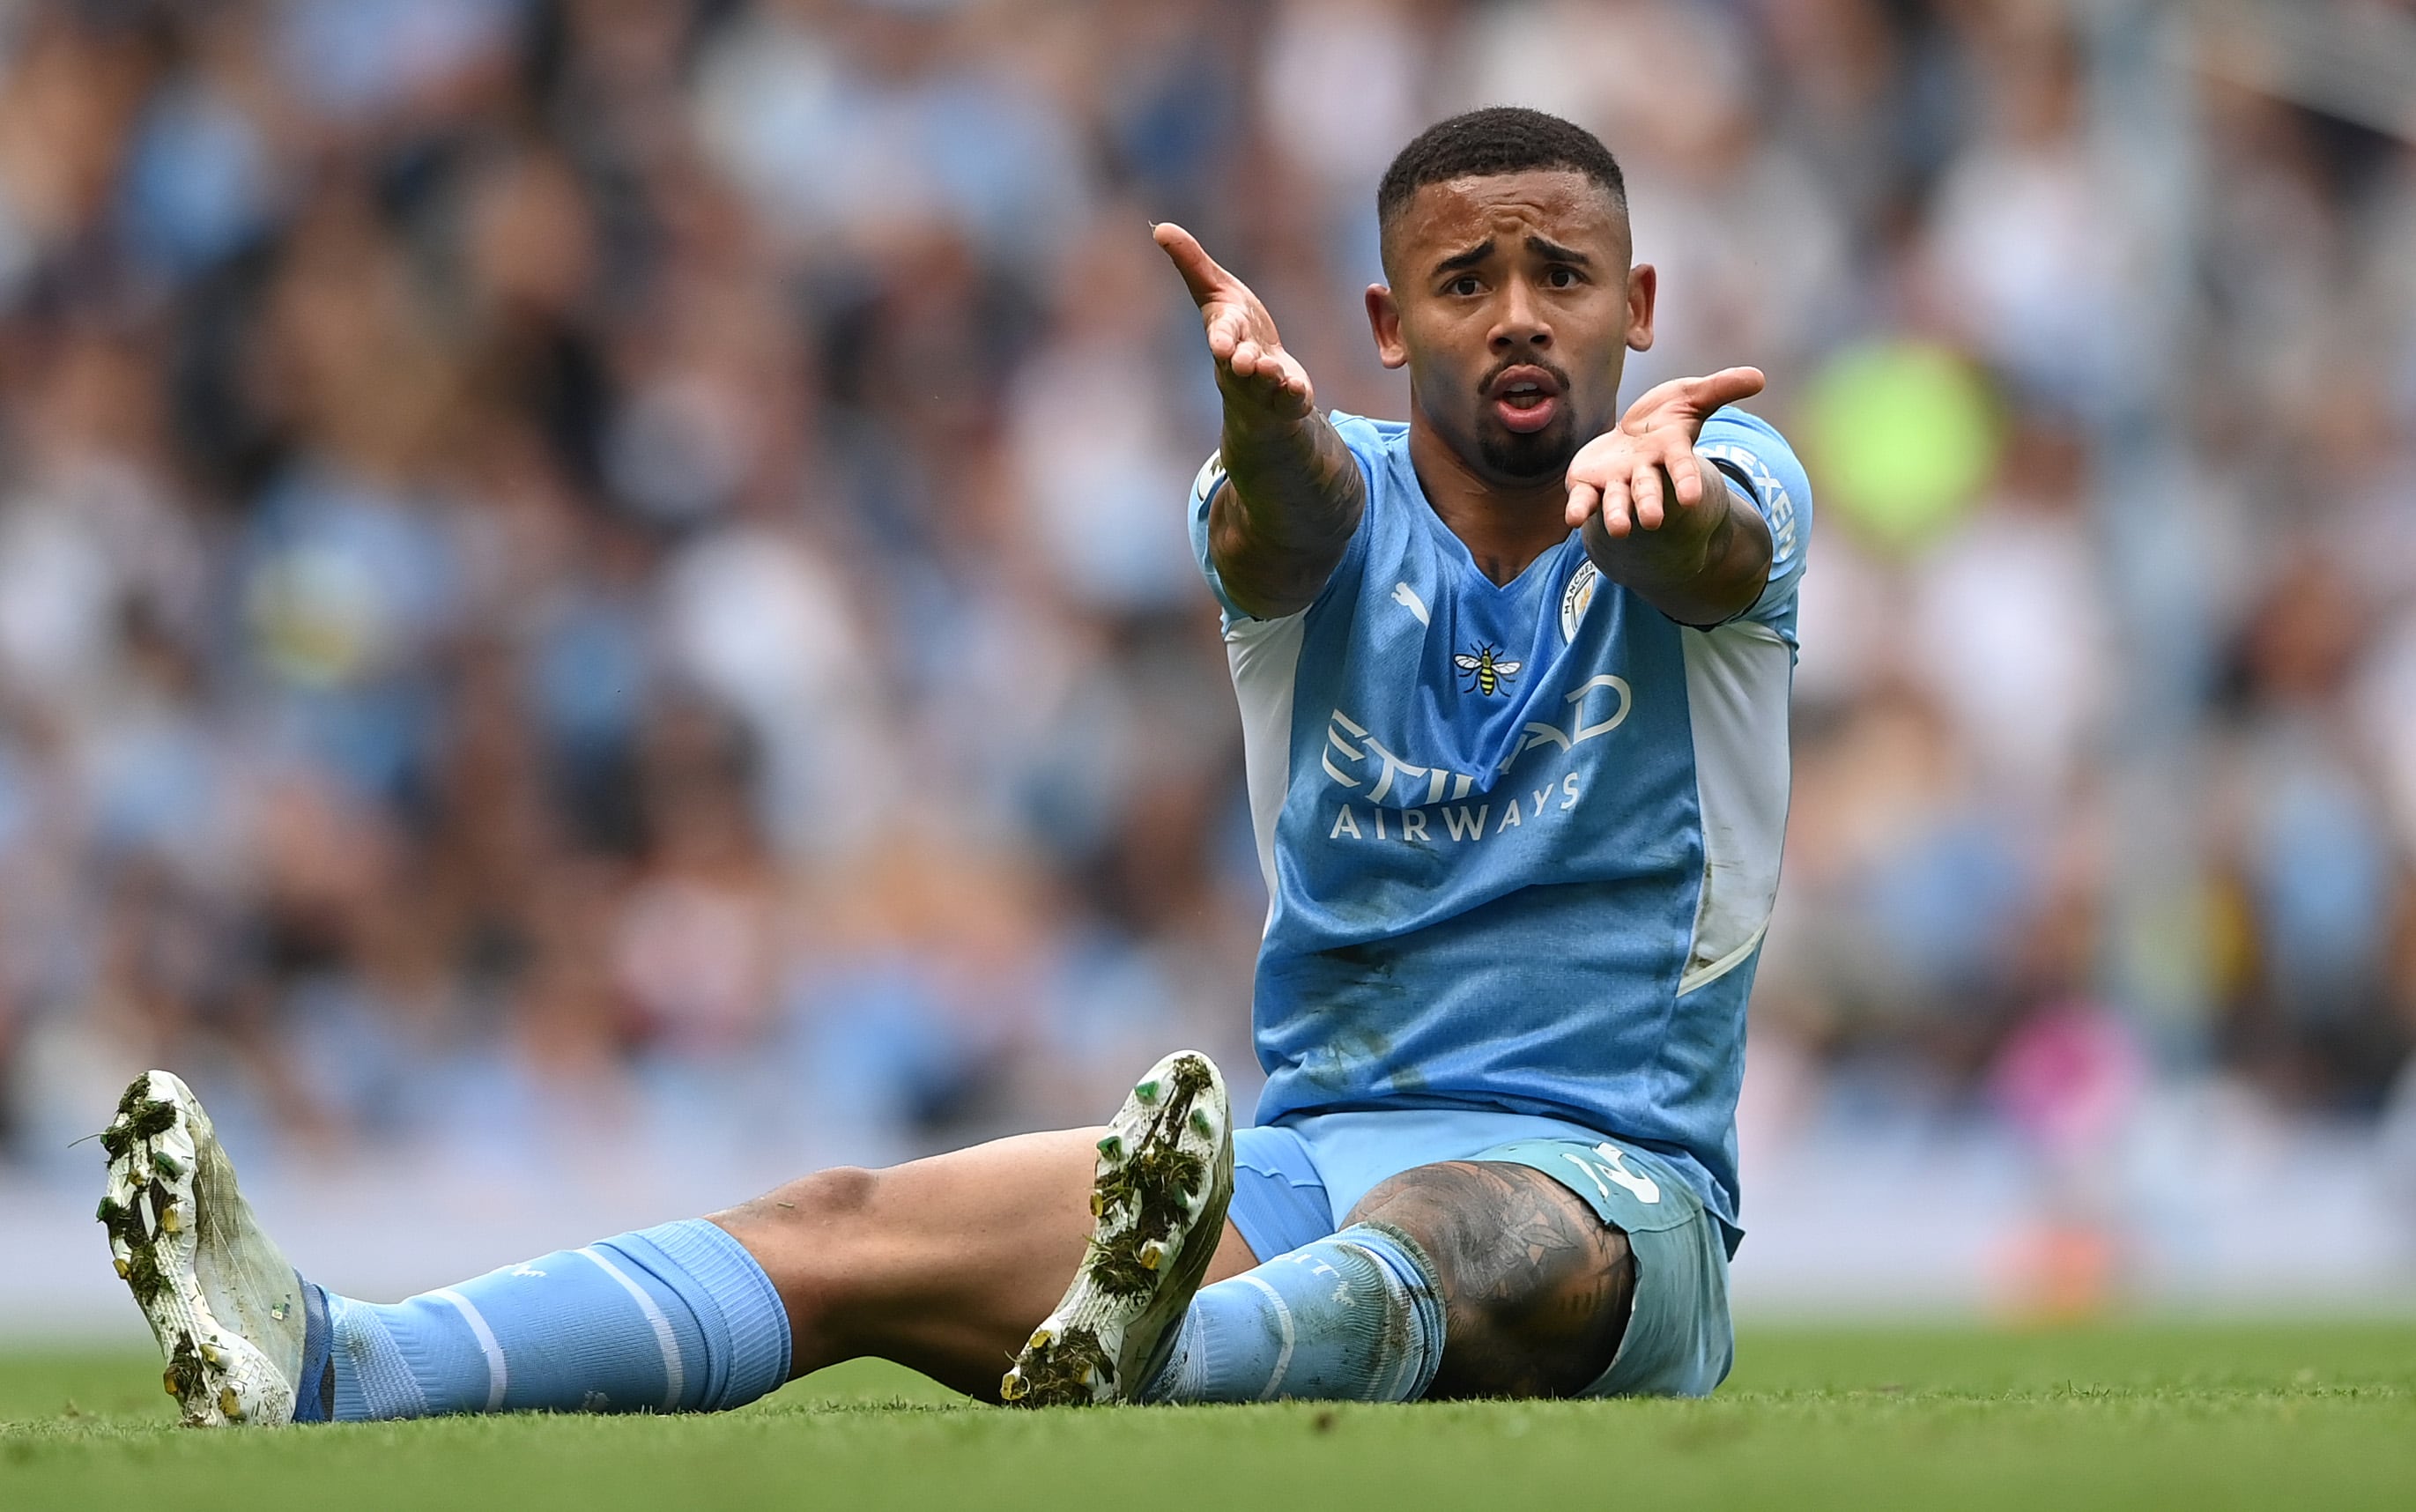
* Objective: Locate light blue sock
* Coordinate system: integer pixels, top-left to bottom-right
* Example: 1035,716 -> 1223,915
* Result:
1142,1222 -> 1445,1403
324,1219 -> 790,1419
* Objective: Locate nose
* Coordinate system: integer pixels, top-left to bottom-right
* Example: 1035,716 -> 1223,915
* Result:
1489,276 -> 1553,354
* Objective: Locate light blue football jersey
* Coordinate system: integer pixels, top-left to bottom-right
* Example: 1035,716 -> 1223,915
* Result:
1190,408 -> 1810,1247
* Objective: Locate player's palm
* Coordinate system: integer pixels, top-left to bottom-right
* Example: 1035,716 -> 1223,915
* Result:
1154,223 -> 1315,422
1565,367 -> 1765,536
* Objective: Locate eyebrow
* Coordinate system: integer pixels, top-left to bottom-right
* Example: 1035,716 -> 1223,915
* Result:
1429,234 -> 1595,278
1431,239 -> 1494,277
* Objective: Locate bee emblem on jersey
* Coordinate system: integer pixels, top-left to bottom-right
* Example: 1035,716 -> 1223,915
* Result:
1453,643 -> 1522,697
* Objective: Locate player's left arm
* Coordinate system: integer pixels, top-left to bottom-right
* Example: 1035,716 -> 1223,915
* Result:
1563,367 -> 1774,627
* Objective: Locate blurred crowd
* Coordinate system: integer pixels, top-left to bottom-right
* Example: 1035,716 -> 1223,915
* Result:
0,0 -> 2412,1195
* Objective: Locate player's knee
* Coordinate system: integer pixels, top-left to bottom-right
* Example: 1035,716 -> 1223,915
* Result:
1347,1161 -> 1634,1398
708,1166 -> 885,1346
1444,1229 -> 1633,1397
713,1165 -> 883,1248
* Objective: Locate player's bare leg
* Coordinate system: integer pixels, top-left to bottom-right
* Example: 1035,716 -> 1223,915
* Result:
102,1053 -> 1258,1423
715,1055 -> 1253,1399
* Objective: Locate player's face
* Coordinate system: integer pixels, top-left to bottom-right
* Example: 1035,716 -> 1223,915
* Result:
1367,170 -> 1655,485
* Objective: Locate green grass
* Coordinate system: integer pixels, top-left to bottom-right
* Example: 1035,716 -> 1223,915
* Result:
4,1321 -> 2412,1510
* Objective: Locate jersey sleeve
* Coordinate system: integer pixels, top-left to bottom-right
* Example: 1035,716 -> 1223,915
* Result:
1695,407 -> 1812,643
1187,412 -> 1385,628
1185,448 -> 1250,624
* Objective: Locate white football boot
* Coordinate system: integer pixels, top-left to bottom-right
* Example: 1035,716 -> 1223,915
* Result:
100,1071 -> 315,1427
1001,1050 -> 1233,1406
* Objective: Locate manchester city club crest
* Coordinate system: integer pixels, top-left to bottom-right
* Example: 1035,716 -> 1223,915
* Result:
1560,560 -> 1601,642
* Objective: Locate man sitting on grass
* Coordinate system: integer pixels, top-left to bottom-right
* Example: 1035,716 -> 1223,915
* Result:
100,106 -> 1809,1423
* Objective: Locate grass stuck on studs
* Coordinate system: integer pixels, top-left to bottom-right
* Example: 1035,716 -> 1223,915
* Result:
98,1087 -> 185,1314
1001,1324 -> 1114,1405
100,1081 -> 204,1413
1084,1056 -> 1214,1302
1004,1052 -> 1229,1407
95,1071 -> 295,1428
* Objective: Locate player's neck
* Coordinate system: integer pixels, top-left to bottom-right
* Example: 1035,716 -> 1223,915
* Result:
1406,423 -> 1572,587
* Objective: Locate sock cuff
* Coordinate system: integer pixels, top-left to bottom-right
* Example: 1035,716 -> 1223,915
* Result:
613,1219 -> 793,1411
1137,1310 -> 1204,1405
328,1293 -> 430,1419
293,1279 -> 334,1423
1337,1221 -> 1448,1400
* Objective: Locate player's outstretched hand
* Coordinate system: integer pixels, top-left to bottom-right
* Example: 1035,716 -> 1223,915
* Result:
1564,367 -> 1765,539
1154,222 -> 1315,423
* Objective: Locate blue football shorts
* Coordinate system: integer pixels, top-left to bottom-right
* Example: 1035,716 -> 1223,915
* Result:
1227,1108 -> 1732,1397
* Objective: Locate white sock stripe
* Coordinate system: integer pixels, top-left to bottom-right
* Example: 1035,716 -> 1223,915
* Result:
432,1288 -> 508,1412
1238,1273 -> 1296,1402
578,1247 -> 686,1412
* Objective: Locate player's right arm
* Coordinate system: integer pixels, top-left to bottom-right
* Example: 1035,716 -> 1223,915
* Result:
1155,223 -> 1365,620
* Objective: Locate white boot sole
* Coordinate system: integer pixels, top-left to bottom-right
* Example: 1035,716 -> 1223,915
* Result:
100,1071 -> 300,1427
1001,1051 -> 1233,1406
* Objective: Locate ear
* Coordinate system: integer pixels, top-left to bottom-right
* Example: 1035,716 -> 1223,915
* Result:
1625,263 -> 1657,353
1366,284 -> 1407,369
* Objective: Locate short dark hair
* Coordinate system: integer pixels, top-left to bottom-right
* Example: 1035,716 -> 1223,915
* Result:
1376,107 -> 1627,266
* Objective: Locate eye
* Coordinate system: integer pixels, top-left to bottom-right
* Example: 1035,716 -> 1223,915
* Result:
1545,266 -> 1582,289
1446,275 -> 1482,297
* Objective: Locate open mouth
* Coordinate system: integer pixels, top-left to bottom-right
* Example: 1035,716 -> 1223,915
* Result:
1487,365 -> 1564,434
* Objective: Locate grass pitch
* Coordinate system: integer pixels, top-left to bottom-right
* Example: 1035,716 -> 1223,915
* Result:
3,1320 -> 2411,1510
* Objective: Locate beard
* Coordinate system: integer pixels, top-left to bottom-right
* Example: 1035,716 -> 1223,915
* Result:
1474,409 -> 1582,481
